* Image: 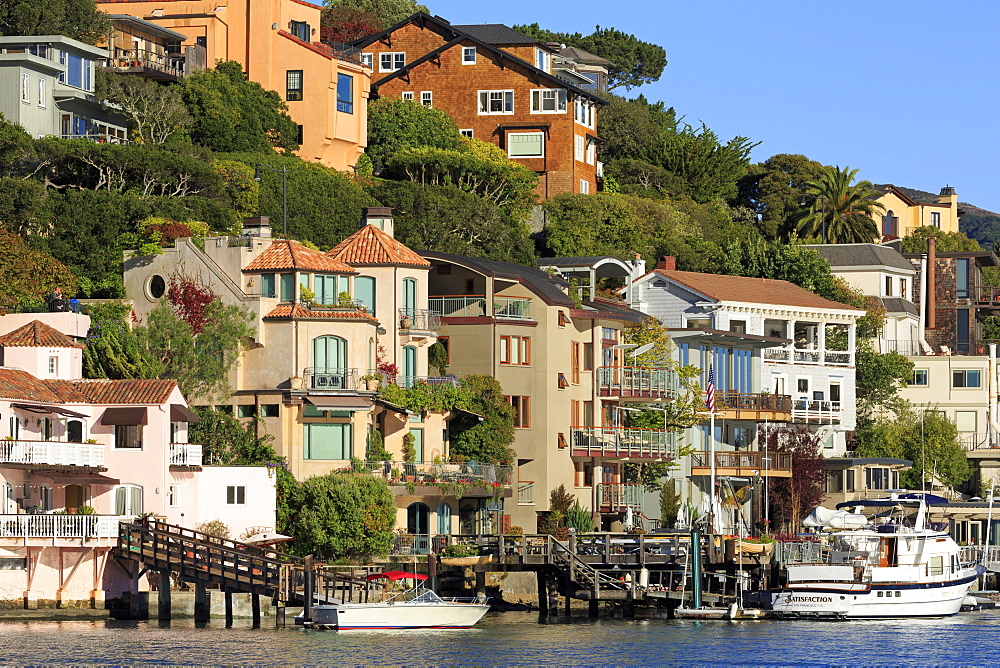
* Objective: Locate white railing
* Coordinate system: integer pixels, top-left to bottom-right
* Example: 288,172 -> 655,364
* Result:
792,400 -> 842,423
569,427 -> 678,458
0,514 -> 127,539
0,440 -> 104,467
596,366 -> 678,397
765,347 -> 853,367
169,442 -> 203,466
493,297 -> 532,320
429,296 -> 533,320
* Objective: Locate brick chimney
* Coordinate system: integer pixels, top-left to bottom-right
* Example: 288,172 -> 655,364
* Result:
657,256 -> 676,271
926,237 -> 937,330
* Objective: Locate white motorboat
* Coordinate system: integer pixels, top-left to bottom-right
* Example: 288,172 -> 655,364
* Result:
308,571 -> 491,630
771,493 -> 984,619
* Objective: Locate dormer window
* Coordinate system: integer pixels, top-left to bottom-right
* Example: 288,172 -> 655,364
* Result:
535,48 -> 550,72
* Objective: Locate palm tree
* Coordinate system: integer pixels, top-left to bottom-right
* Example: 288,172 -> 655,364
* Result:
794,166 -> 884,244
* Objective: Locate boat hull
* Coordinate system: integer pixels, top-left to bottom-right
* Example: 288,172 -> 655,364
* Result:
310,602 -> 491,629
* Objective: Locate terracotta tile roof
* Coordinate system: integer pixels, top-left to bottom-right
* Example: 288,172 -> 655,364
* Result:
46,379 -> 178,405
0,368 -> 67,403
654,270 -> 864,311
326,225 -> 430,267
244,239 -> 356,274
0,321 -> 84,349
264,304 -> 377,321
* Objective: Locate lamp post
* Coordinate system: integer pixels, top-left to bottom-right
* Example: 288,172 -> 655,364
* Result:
254,163 -> 288,236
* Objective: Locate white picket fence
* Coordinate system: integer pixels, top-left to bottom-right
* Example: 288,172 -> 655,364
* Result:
0,440 -> 104,467
0,514 -> 127,538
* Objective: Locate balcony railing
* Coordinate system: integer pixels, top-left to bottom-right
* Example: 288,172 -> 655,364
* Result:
391,533 -> 431,555
383,375 -> 458,389
690,450 -> 793,475
169,442 -> 203,466
879,339 -> 924,356
518,481 -> 535,505
597,366 -> 678,399
98,48 -> 185,78
764,347 -> 853,366
398,308 -> 441,334
0,514 -> 127,539
975,287 -> 1000,304
353,460 -> 512,487
429,296 -> 533,321
303,367 -> 359,391
569,427 -> 677,459
792,400 -> 842,423
717,392 -> 792,417
596,483 -> 644,511
962,433 -> 997,451
0,440 -> 104,467
59,134 -> 128,144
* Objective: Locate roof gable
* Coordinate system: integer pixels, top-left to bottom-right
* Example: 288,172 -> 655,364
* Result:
0,368 -> 66,403
326,225 -> 430,267
807,244 -> 914,272
0,320 -> 84,349
244,239 -> 356,274
651,270 -> 864,312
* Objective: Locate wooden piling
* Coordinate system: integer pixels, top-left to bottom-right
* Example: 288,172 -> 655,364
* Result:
251,593 -> 261,627
157,570 -> 171,621
224,589 -> 233,627
588,599 -> 599,618
194,581 -> 209,623
536,571 -> 548,616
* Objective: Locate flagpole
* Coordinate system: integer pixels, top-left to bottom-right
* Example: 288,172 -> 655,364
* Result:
709,409 -> 716,533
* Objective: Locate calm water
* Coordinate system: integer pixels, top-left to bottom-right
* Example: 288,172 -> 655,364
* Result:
3,611 -> 1000,666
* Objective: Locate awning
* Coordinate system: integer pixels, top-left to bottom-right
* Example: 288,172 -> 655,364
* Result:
372,399 -> 412,416
305,396 -> 370,411
170,404 -> 200,423
12,403 -> 88,419
100,406 -> 148,426
41,472 -> 120,485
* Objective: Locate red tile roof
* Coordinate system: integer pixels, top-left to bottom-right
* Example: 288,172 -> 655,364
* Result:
46,379 -> 179,405
0,368 -> 67,403
326,225 -> 430,267
0,321 -> 84,349
653,270 -> 864,311
264,304 -> 377,321
244,239 -> 356,274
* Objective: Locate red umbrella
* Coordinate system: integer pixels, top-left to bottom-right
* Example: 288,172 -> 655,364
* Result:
366,570 -> 428,582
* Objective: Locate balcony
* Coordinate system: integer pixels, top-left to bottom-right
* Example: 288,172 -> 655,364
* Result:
398,308 -> 440,336
429,296 -> 533,321
169,442 -> 203,467
879,339 -> 924,356
0,440 -> 104,468
597,366 -> 677,400
764,347 -> 853,366
98,48 -> 185,81
717,392 -> 792,421
690,450 -> 792,478
569,427 -> 677,459
353,460 -> 512,487
0,514 -> 127,540
792,399 -> 842,424
380,374 -> 458,389
596,483 -> 644,512
303,367 -> 359,391
518,481 -> 535,505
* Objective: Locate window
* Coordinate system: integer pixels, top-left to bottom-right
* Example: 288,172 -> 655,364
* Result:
290,20 -> 311,41
380,52 -> 405,72
956,258 -> 970,299
226,485 -> 246,505
508,132 -> 544,158
402,91 -> 414,101
304,423 -> 353,460
500,335 -> 531,365
464,278 -> 475,294
508,396 -> 530,428
574,97 -> 595,128
114,484 -> 143,515
168,485 -> 180,507
354,275 -> 375,313
420,91 -> 432,107
296,124 -> 303,145
47,357 -> 57,375
279,273 -> 295,302
931,211 -> 941,228
337,73 -> 354,113
558,432 -> 568,449
912,369 -> 928,386
883,210 -> 896,237
39,485 -> 52,511
462,46 -> 476,64
900,278 -> 907,297
530,88 -> 566,113
360,52 -> 373,69
583,343 -> 594,371
866,467 -> 890,490
37,78 -> 45,108
114,424 -> 143,449
586,142 -> 596,165
558,373 -> 569,389
797,378 -> 809,394
535,48 -> 550,72
261,273 -> 276,298
579,179 -> 590,194
459,129 -> 474,138
885,276 -> 892,296
478,89 -> 514,115
575,135 -> 585,162
21,73 -> 29,103
953,369 -> 981,388
237,405 -> 256,418
955,411 -> 978,432
286,70 -> 303,101
42,417 -> 54,441
572,342 -> 581,383
558,311 -> 571,327
260,404 -> 279,418
830,383 -> 841,403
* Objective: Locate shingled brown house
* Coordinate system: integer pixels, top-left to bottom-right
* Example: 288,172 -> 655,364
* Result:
350,13 -> 606,199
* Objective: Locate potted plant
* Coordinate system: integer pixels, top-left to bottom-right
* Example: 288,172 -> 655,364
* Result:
400,311 -> 413,329
360,373 -> 382,391
299,285 -> 316,308
77,506 -> 95,515
336,291 -> 354,308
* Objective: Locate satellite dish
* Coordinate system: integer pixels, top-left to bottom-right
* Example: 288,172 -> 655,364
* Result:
628,343 -> 655,358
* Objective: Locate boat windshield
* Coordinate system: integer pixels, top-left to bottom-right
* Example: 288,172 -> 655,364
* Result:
402,586 -> 444,603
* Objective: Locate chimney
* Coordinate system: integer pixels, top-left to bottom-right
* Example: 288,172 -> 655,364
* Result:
630,253 -> 646,275
360,207 -> 395,238
242,216 -> 271,238
656,256 -> 676,271
937,185 -> 958,211
926,237 -> 937,330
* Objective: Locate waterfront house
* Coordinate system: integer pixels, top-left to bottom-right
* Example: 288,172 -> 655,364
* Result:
98,14 -> 203,81
872,184 -> 962,239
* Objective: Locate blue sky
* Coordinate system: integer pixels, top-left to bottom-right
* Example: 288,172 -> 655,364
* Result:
363,0 -> 1000,212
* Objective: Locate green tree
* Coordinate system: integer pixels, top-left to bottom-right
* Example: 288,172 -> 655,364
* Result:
448,375 -> 516,464
901,226 -> 982,253
565,500 -> 594,534
0,0 -> 111,44
659,122 -> 758,204
514,23 -> 667,90
365,99 -> 462,169
794,166 -> 884,243
735,153 -> 826,238
283,473 -> 396,561
180,61 -> 299,153
762,426 -> 826,531
96,72 -> 192,145
0,113 -> 33,170
82,302 -> 161,380
324,0 -> 427,31
542,192 -> 650,259
854,345 -> 914,423
659,480 -> 681,528
0,228 -> 79,312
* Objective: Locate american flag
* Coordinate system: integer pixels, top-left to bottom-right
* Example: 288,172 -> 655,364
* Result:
705,365 -> 716,413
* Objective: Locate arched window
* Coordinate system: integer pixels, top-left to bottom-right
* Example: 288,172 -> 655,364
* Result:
311,336 -> 348,389
407,502 -> 430,535
436,503 -> 452,535
884,210 -> 896,237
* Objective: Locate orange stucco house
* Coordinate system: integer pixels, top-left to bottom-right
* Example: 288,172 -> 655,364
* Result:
97,0 -> 369,171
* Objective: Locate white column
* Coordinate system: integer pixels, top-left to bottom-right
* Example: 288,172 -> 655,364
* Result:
818,322 -> 827,366
848,323 -> 857,366
786,320 -> 796,364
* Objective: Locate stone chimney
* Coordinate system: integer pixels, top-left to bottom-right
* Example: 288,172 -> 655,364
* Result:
656,256 -> 676,271
926,236 -> 937,330
360,207 -> 394,238
242,216 -> 271,238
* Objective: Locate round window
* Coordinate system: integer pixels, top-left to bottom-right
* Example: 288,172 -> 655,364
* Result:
148,275 -> 166,299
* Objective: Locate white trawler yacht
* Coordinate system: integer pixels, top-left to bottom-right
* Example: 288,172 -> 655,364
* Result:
771,493 -> 983,618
